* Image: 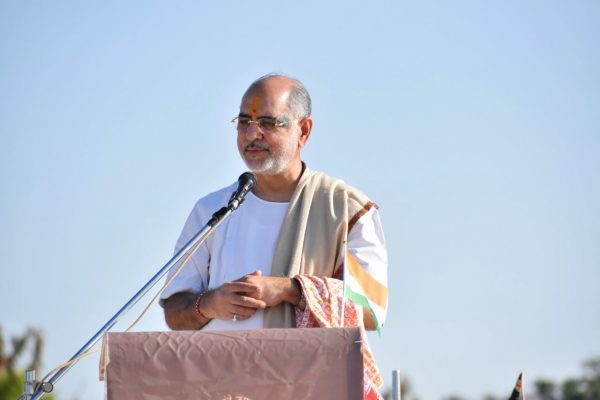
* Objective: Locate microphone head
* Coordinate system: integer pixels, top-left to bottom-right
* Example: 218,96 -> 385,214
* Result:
238,171 -> 257,188
228,171 -> 257,210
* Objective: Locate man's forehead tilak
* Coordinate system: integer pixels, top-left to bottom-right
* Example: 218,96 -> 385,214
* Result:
251,96 -> 260,118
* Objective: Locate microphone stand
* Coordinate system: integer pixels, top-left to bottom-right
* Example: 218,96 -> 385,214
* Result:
20,199 -> 242,400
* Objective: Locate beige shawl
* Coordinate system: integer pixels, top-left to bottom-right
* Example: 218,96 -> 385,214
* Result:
263,167 -> 376,328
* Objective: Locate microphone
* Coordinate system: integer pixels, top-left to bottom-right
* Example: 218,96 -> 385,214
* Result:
228,172 -> 257,210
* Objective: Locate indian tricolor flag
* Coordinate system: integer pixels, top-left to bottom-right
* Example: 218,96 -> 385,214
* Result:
509,372 -> 525,400
342,242 -> 388,333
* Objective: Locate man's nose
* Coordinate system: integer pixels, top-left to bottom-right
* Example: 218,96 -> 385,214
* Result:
243,122 -> 264,140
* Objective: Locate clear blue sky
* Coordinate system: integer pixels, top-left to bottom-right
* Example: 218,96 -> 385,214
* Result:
1,1 -> 599,399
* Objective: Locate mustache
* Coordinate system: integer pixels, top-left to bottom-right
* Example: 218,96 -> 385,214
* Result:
243,141 -> 270,151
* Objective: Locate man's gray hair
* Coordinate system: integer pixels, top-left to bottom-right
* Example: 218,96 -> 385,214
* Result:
252,73 -> 312,118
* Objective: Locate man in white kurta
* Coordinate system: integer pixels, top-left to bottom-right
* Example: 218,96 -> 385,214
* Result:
160,74 -> 387,333
160,179 -> 386,331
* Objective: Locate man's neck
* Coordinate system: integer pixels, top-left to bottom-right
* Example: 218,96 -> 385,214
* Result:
252,161 -> 304,202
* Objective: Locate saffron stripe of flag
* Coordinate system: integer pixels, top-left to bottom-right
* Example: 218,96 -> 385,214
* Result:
344,248 -> 388,333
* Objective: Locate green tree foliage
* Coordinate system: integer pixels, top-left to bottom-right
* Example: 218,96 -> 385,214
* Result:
533,357 -> 600,400
0,326 -> 55,400
380,357 -> 600,400
535,378 -> 558,400
0,372 -> 28,400
581,359 -> 600,400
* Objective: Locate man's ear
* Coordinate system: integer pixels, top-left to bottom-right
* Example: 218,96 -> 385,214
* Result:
298,117 -> 313,147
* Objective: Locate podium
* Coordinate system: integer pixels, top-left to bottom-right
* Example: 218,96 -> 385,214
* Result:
100,328 -> 365,400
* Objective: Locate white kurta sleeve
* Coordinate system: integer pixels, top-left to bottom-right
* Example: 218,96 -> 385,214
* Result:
158,204 -> 211,305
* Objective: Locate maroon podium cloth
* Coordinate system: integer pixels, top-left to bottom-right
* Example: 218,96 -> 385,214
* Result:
100,328 -> 365,400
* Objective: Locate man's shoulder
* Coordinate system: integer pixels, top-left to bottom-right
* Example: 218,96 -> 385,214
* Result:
304,168 -> 373,206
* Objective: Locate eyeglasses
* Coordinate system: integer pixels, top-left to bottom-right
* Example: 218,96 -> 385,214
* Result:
231,115 -> 289,132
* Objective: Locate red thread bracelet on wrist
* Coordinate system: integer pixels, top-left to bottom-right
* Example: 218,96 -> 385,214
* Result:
194,292 -> 210,320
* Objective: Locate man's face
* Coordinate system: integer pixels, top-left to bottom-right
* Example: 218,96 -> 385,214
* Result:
236,82 -> 301,176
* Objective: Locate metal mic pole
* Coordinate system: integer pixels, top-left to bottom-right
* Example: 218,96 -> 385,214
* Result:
25,196 -> 243,400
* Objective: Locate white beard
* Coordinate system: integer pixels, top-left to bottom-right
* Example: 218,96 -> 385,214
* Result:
240,130 -> 298,175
